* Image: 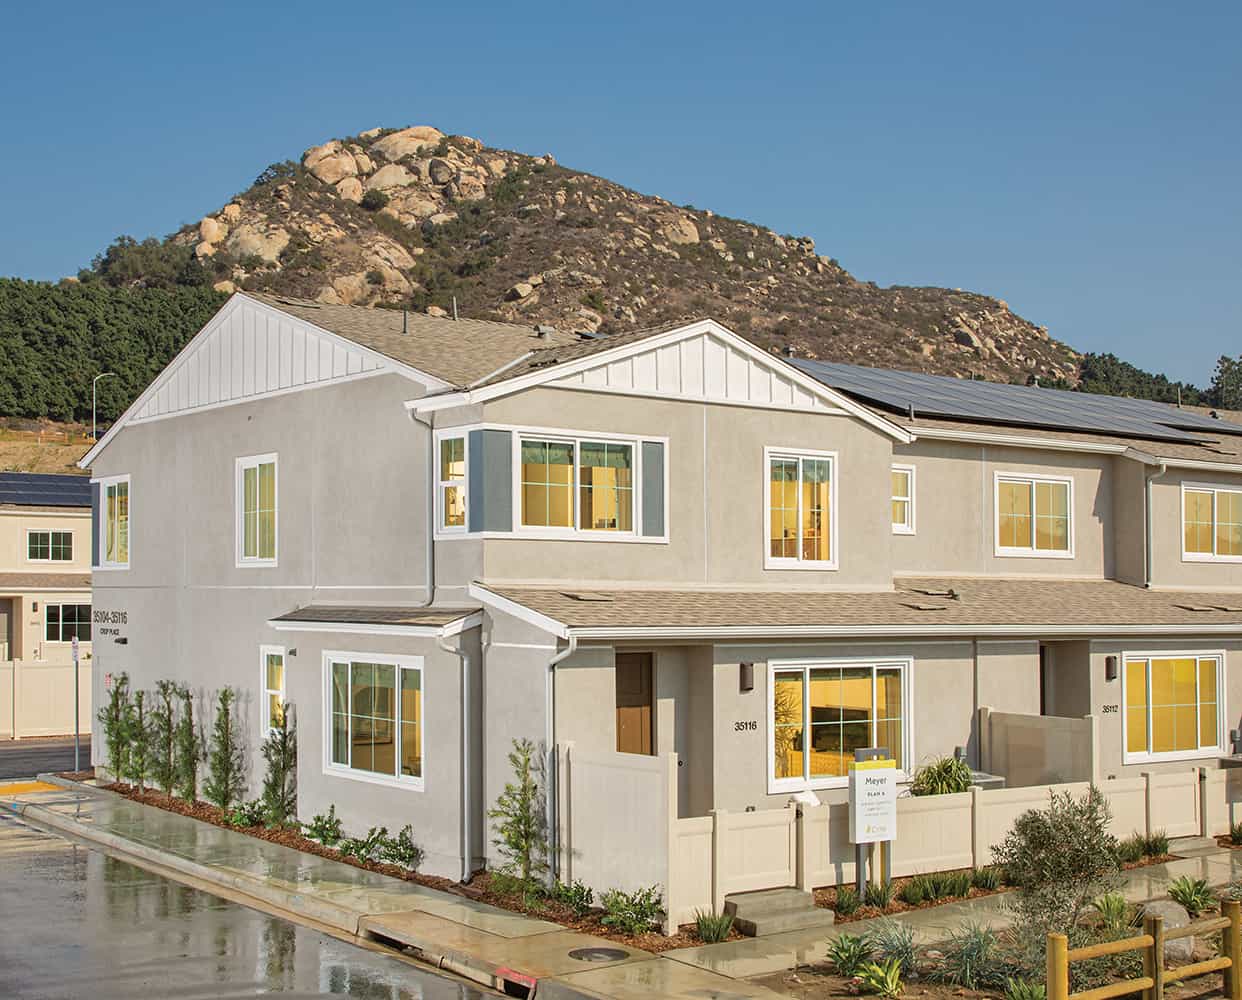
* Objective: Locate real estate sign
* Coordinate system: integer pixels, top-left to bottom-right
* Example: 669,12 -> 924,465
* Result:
848,758 -> 897,844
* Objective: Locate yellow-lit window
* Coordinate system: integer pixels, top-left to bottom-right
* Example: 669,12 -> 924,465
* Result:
439,437 -> 467,530
997,476 -> 1070,554
768,451 -> 834,565
1184,487 -> 1242,559
579,442 -> 633,531
520,437 -> 636,532
329,657 -> 422,784
262,648 -> 285,734
521,440 -> 575,528
771,662 -> 905,786
103,478 -> 129,567
238,455 -> 276,563
891,466 -> 914,534
1124,655 -> 1222,759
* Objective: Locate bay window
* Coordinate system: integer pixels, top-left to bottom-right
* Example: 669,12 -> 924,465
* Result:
766,448 -> 836,568
236,454 -> 277,565
1124,653 -> 1223,761
326,654 -> 423,788
995,473 -> 1072,557
1183,485 -> 1242,561
438,436 -> 467,531
769,659 -> 908,790
519,436 -> 634,533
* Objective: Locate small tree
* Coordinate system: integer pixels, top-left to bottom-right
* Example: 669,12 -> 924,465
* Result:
174,686 -> 200,803
97,672 -> 131,781
1211,354 -> 1242,410
204,687 -> 247,813
260,702 -> 297,827
148,680 -> 179,797
125,690 -> 150,792
487,738 -> 548,893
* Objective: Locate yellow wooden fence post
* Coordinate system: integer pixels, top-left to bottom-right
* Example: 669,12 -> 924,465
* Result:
1147,911 -> 1165,1000
1225,899 -> 1242,1000
1047,933 -> 1069,1000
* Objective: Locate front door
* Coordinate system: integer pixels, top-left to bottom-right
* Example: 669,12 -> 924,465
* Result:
615,652 -> 653,755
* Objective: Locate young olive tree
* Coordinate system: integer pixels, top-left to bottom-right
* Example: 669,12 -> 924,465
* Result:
488,738 -> 548,893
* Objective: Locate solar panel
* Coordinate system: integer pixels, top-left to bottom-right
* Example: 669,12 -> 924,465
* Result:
0,472 -> 92,508
792,360 -> 1242,445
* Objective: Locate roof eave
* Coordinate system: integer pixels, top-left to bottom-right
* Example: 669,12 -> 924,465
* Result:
265,610 -> 482,638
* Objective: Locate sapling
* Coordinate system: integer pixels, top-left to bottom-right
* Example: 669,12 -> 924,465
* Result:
148,680 -> 179,796
487,738 -> 548,896
204,687 -> 247,813
97,671 -> 131,782
126,689 -> 149,792
174,686 -> 200,802
260,701 -> 297,826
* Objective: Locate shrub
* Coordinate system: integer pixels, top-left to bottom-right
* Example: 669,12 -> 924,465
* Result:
488,738 -> 548,893
990,787 -> 1121,939
972,866 -> 1001,891
1005,978 -> 1047,1000
865,881 -> 894,909
827,932 -> 874,976
365,269 -> 384,285
694,909 -> 734,943
1143,829 -> 1169,857
909,756 -> 973,796
1231,821 -> 1242,846
941,870 -> 973,898
857,958 -> 904,998
899,878 -> 926,906
930,923 -> 1010,989
1116,833 -> 1145,864
148,680 -> 179,796
360,189 -> 389,211
600,885 -> 663,934
260,702 -> 297,826
125,689 -> 149,792
227,799 -> 266,827
203,687 -> 247,814
174,686 -> 200,802
551,879 -> 594,917
98,672 -> 131,780
304,805 -> 343,846
835,885 -> 860,916
379,825 -> 424,871
1090,892 -> 1131,932
340,826 -> 388,863
1168,875 -> 1214,917
1068,924 -> 1143,992
870,919 -> 917,975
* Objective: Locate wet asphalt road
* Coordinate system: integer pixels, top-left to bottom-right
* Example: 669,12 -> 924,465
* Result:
0,811 -> 491,999
0,736 -> 91,779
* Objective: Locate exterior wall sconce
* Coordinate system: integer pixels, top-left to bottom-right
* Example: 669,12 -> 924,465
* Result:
740,661 -> 754,692
1105,656 -> 1118,681
288,648 -> 297,657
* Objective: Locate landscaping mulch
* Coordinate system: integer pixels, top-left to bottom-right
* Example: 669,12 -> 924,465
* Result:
813,874 -> 1008,924
92,780 -> 730,953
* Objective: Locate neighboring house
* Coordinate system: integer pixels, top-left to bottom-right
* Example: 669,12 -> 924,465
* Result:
0,472 -> 92,739
79,292 -> 1242,883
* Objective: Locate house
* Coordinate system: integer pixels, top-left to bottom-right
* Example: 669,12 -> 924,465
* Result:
79,292 -> 1242,893
0,472 -> 93,738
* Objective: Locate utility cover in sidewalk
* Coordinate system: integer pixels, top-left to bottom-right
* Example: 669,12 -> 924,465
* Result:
568,947 -> 630,962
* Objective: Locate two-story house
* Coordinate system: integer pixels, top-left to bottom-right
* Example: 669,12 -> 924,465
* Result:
80,293 -> 1242,883
0,472 -> 92,738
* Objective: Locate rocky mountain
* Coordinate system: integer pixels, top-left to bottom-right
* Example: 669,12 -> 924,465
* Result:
175,124 -> 1077,383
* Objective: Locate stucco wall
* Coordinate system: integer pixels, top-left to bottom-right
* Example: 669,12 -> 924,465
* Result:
1150,469 -> 1242,591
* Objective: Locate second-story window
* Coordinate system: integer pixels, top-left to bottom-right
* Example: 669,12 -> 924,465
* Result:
891,465 -> 915,534
439,436 -> 467,531
236,454 -> 277,566
519,436 -> 634,533
765,448 -> 836,568
995,473 -> 1072,557
97,475 -> 130,569
28,530 -> 73,562
1183,485 -> 1242,561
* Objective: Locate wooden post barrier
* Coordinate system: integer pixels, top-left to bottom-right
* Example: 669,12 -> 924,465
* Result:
1048,933 -> 1069,1000
1227,900 -> 1242,1000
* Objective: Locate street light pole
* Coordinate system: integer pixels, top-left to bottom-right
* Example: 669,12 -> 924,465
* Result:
92,372 -> 116,441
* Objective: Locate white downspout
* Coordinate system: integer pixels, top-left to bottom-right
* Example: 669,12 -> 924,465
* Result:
1144,461 -> 1167,589
438,633 -> 473,882
545,634 -> 578,882
410,409 -> 436,607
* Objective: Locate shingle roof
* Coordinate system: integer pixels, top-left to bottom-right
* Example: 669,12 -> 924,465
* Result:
478,577 -> 1242,635
269,605 -> 479,628
0,572 -> 90,591
0,473 -> 91,509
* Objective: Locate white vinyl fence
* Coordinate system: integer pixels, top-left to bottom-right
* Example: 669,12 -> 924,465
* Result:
0,660 -> 91,739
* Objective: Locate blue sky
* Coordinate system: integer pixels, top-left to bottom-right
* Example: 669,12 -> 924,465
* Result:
1,1 -> 1237,385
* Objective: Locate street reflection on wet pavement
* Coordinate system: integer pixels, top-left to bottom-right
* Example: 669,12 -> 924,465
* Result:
0,812 -> 491,999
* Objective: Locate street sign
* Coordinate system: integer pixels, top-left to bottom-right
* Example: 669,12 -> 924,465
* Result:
848,757 -> 898,844
71,635 -> 81,771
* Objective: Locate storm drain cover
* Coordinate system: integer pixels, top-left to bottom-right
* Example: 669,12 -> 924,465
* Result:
568,947 -> 629,962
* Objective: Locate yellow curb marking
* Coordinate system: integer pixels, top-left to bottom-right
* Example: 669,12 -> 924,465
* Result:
0,781 -> 60,795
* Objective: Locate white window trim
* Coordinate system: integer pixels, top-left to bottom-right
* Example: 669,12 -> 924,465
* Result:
766,656 -> 914,794
44,602 -> 91,644
94,473 -> 131,570
993,471 -> 1075,559
320,651 -> 425,792
235,453 -> 278,568
260,644 -> 285,737
1120,649 -> 1226,765
891,464 -> 916,535
26,528 -> 73,563
1181,482 -> 1242,564
763,446 -> 840,571
434,430 -> 469,537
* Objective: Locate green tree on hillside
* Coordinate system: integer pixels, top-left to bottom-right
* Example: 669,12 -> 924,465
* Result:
1210,355 -> 1242,410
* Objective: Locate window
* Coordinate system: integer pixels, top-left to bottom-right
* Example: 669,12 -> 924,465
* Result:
891,466 -> 915,534
45,604 -> 91,643
519,436 -> 634,533
1123,653 -> 1223,761
995,474 -> 1072,557
438,436 -> 467,531
236,454 -> 277,565
769,659 -> 908,790
262,646 -> 285,735
766,448 -> 836,568
28,530 -> 72,562
1183,485 -> 1242,561
326,654 -> 423,788
98,475 -> 129,568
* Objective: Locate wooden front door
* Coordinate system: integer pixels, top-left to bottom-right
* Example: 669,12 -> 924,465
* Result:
615,652 -> 653,755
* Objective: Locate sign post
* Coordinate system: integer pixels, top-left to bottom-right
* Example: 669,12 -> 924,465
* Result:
71,635 -> 80,772
848,747 -> 897,894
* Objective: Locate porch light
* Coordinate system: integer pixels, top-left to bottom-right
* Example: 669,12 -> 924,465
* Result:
740,662 -> 754,692
1105,655 -> 1118,681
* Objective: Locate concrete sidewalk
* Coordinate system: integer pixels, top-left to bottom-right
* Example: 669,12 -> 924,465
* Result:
0,779 -> 782,999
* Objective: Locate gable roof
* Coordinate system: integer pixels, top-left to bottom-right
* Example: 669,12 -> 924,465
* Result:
0,472 -> 91,509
